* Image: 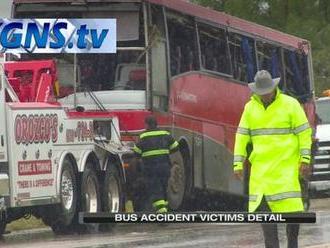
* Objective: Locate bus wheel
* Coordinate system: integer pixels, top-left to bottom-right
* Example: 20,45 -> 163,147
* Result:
100,164 -> 124,232
168,151 -> 186,210
79,163 -> 101,233
50,159 -> 78,234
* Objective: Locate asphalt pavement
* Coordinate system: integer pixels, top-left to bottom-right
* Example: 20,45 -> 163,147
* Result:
0,198 -> 329,248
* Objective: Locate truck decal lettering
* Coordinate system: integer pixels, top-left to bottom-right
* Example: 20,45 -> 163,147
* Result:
17,179 -> 54,189
21,115 -> 28,144
33,115 -> 40,143
45,116 -> 51,143
28,115 -> 35,143
66,121 -> 94,143
18,160 -> 52,176
40,114 -> 45,143
51,114 -> 58,143
15,116 -> 22,144
15,114 -> 58,145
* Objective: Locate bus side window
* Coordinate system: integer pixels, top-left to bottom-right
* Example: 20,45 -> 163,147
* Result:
167,11 -> 199,77
229,33 -> 257,83
256,42 -> 284,89
197,22 -> 230,75
283,49 -> 310,101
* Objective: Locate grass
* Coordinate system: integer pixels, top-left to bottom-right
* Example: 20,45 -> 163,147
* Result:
6,216 -> 46,232
125,200 -> 134,213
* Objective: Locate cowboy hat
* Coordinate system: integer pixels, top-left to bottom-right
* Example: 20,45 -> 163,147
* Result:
248,70 -> 281,95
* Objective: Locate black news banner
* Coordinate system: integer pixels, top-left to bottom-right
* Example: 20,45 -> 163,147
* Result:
80,212 -> 316,224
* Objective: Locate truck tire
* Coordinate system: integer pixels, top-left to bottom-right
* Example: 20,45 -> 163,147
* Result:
168,151 -> 188,210
78,163 -> 101,233
100,164 -> 124,231
50,159 -> 78,234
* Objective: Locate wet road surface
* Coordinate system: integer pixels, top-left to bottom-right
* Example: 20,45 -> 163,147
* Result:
1,199 -> 330,248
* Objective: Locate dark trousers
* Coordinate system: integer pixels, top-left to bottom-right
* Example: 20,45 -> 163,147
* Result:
256,197 -> 300,248
144,162 -> 171,211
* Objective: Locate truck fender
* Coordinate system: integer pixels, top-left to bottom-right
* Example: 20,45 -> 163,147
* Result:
55,151 -> 77,195
79,150 -> 100,172
104,154 -> 126,183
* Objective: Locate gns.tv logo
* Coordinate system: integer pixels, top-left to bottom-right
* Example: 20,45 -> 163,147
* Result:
0,19 -> 116,54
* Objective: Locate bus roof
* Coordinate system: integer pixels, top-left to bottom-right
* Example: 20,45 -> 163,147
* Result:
13,0 -> 309,51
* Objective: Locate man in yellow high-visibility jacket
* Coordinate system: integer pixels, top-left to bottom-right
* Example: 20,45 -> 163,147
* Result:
233,70 -> 312,248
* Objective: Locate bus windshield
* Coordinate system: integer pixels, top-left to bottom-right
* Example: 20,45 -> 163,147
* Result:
316,99 -> 330,124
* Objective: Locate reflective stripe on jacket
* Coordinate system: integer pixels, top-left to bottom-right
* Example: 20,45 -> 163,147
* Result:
133,130 -> 179,163
233,89 -> 312,212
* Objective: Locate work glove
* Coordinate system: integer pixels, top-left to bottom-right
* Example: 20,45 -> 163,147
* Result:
299,163 -> 312,179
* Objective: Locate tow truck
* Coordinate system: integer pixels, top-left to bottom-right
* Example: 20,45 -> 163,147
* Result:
0,56 -> 132,235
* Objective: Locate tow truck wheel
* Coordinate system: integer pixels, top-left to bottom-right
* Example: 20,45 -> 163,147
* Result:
78,163 -> 101,233
100,164 -> 124,232
50,158 -> 78,235
168,151 -> 187,210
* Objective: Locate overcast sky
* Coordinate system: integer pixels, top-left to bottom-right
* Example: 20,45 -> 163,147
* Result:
0,0 -> 12,18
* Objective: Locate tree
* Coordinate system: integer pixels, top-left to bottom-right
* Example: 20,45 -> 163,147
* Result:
191,0 -> 227,11
320,0 -> 330,23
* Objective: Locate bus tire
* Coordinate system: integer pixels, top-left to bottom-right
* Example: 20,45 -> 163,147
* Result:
100,164 -> 124,232
168,150 -> 190,210
78,163 -> 101,233
50,158 -> 78,235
